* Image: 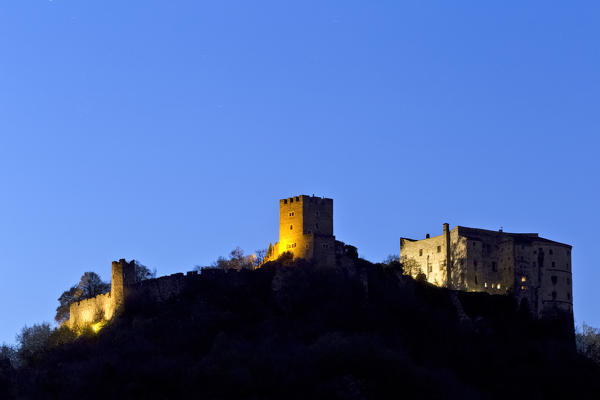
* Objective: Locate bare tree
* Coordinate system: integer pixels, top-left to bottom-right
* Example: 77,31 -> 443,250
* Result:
576,322 -> 600,365
133,260 -> 157,283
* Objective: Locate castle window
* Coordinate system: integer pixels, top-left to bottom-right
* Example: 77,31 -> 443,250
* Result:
484,282 -> 487,288
316,223 -> 319,229
551,276 -> 557,285
521,285 -> 527,290
289,212 -> 294,217
290,225 -> 293,230
295,196 -> 299,201
492,262 -> 497,272
549,249 -> 553,255
437,246 -> 441,253
419,249 -> 423,256
475,275 -> 478,284
290,198 -> 293,203
552,291 -> 557,300
427,264 -> 432,273
497,284 -> 501,289
521,276 -> 526,282
283,199 -> 288,204
474,260 -> 478,270
552,262 -> 555,268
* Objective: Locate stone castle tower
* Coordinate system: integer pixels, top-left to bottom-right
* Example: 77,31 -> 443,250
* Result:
265,195 -> 337,264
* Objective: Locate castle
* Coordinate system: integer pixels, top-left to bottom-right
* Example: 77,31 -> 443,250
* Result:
401,224 -> 573,319
263,195 -> 356,264
68,195 -> 574,329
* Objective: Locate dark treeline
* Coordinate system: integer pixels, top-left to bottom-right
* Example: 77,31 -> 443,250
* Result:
1,257 -> 599,399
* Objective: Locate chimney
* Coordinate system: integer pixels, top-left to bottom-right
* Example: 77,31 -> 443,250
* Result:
443,223 -> 451,288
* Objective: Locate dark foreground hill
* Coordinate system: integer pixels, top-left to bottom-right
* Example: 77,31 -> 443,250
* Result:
2,258 -> 599,399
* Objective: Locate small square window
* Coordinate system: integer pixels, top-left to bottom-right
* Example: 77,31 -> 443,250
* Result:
521,276 -> 526,282
549,249 -> 553,255
437,246 -> 441,253
419,249 -> 423,256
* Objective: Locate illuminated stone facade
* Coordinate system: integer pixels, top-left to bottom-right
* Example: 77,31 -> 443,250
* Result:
401,224 -> 573,319
68,259 -> 135,328
265,195 -> 342,265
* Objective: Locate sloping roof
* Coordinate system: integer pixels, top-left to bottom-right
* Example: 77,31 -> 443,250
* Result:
456,226 -> 571,248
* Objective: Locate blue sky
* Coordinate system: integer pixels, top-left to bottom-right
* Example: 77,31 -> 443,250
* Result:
0,1 -> 598,344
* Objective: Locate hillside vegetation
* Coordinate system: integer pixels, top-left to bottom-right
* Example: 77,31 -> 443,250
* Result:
1,258 -> 599,399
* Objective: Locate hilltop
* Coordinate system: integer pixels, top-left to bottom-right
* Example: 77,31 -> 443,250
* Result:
1,257 -> 598,399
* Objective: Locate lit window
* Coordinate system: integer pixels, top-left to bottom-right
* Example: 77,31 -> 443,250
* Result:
497,284 -> 501,289
521,285 -> 526,290
484,282 -> 488,288
521,276 -> 526,282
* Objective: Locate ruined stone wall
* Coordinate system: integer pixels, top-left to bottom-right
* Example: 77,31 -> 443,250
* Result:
69,292 -> 113,329
130,271 -> 200,302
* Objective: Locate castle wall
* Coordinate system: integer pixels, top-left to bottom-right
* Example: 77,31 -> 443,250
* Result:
401,233 -> 448,287
69,292 -> 113,329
